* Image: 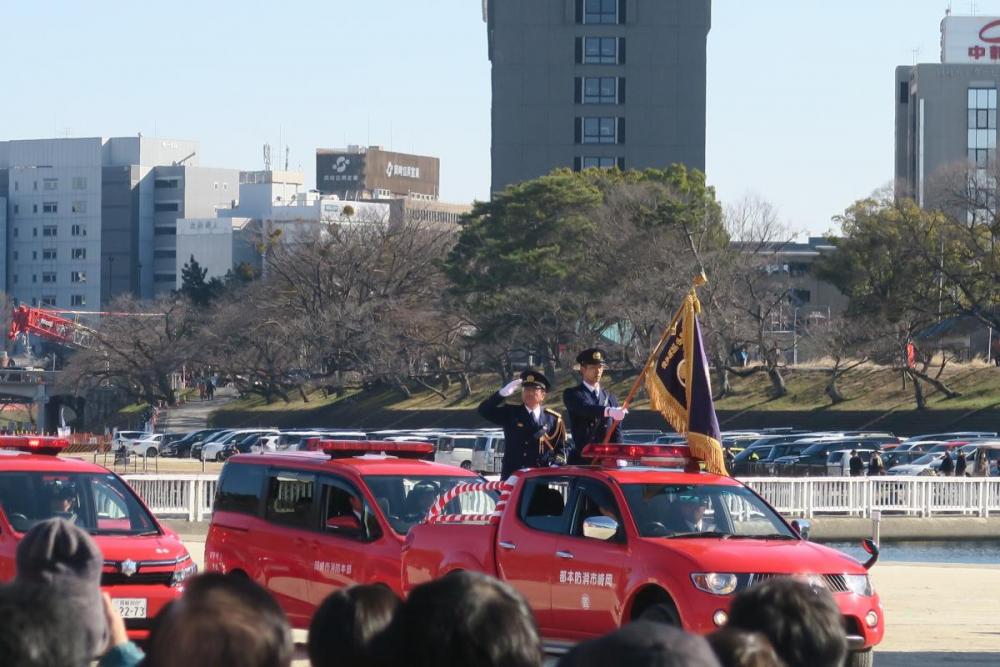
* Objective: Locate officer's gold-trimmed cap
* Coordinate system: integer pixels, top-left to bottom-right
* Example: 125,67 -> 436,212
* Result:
574,347 -> 608,369
520,368 -> 550,390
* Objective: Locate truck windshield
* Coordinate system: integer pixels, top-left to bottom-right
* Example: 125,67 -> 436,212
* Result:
363,475 -> 498,535
620,483 -> 795,539
0,472 -> 159,536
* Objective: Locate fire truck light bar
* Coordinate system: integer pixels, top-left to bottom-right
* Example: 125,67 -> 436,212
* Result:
581,443 -> 696,469
0,436 -> 70,454
307,439 -> 435,459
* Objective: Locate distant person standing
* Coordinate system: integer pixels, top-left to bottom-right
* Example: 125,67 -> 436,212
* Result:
939,451 -> 955,476
974,448 -> 990,477
848,450 -> 864,477
955,449 -> 968,477
992,337 -> 1000,367
867,450 -> 885,476
206,378 -> 215,400
563,348 -> 626,464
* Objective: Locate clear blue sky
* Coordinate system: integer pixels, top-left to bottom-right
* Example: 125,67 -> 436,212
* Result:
4,1 -> 1000,236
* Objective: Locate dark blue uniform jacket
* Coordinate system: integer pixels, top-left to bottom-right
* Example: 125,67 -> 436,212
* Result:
477,392 -> 567,480
563,383 -> 621,464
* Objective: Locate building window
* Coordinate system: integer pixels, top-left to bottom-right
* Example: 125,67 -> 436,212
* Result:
581,36 -> 621,64
41,296 -> 56,307
72,201 -> 86,214
579,156 -> 621,170
72,248 -> 87,259
578,116 -> 620,144
71,224 -> 87,237
13,181 -> 18,192
32,204 -> 38,214
42,226 -> 57,237
154,226 -> 177,236
72,176 -> 87,190
967,88 -> 998,168
71,295 -> 86,306
42,178 -> 58,191
580,77 -> 620,104
42,202 -> 58,214
42,248 -> 57,260
154,178 -> 179,189
582,0 -> 618,24
155,202 -> 180,212
32,251 -> 37,260
153,250 -> 177,259
71,271 -> 87,283
154,273 -> 177,283
42,272 -> 57,284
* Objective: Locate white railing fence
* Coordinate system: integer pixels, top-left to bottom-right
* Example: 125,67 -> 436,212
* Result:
121,474 -> 1000,522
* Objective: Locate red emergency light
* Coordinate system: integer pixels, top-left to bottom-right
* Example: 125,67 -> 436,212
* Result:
308,439 -> 436,460
0,435 -> 70,455
581,443 -> 700,471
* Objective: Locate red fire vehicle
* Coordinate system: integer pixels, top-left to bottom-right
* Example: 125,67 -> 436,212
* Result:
403,443 -> 884,667
204,440 -> 494,628
0,436 -> 196,639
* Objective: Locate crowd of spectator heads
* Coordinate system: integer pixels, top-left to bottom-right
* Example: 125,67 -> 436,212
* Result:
0,519 -> 852,667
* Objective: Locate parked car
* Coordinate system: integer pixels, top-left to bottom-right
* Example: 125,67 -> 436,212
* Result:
621,430 -> 666,444
772,439 -> 890,477
471,431 -> 506,474
882,449 -> 931,469
434,433 -> 479,470
900,431 -> 996,443
162,429 -> 222,458
190,430 -> 236,460
887,452 -> 946,476
112,430 -> 149,451
120,433 -> 165,457
201,429 -> 279,461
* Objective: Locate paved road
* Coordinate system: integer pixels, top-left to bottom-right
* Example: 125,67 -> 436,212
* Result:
179,538 -> 1000,666
159,385 -> 236,433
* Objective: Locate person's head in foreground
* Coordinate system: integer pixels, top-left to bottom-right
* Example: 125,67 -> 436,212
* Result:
557,620 -> 721,667
143,572 -> 293,667
308,583 -> 401,667
707,628 -> 785,667
378,570 -> 542,667
726,578 -> 847,667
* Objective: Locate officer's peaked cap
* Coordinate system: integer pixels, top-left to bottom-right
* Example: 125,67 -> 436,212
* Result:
520,368 -> 551,390
575,348 -> 608,367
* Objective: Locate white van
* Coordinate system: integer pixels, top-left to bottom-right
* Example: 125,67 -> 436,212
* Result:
471,432 -> 505,474
434,433 -> 479,470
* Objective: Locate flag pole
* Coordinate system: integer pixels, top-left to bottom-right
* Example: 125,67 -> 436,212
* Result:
600,273 -> 707,445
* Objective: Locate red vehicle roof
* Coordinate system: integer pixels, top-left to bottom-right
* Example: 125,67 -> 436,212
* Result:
227,452 -> 482,478
0,450 -> 108,473
517,464 -> 745,487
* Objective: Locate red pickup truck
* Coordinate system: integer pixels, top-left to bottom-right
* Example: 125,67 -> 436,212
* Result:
403,444 -> 884,667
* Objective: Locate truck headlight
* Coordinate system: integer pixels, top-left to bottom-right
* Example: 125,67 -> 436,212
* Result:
171,559 -> 198,587
843,574 -> 873,597
691,573 -> 739,595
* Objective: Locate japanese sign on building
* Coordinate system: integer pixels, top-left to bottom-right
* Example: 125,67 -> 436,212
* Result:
941,16 -> 1000,63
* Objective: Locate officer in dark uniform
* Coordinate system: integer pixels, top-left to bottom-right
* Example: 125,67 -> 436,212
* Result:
477,368 -> 567,480
563,348 -> 627,464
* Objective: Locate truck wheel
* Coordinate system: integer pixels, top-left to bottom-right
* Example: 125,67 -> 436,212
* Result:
639,601 -> 681,627
846,649 -> 873,667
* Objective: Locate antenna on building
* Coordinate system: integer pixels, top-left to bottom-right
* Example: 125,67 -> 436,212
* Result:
284,146 -> 290,171
264,143 -> 272,171
912,47 -> 920,65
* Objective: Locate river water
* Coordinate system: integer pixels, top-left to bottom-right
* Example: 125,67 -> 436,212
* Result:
823,539 -> 1000,565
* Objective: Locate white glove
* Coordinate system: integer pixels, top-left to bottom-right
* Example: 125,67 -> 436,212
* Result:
499,378 -> 523,397
605,407 -> 628,421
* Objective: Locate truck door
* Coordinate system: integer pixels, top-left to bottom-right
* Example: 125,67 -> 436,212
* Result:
496,476 -> 574,631
550,478 -> 629,639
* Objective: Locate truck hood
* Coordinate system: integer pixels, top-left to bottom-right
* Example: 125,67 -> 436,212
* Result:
94,531 -> 191,563
644,537 -> 866,574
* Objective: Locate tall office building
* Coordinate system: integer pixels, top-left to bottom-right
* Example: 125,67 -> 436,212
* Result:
0,137 -> 237,308
485,0 -> 711,193
896,14 -> 1000,214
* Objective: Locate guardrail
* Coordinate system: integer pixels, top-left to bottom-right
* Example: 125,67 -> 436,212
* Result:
742,477 -> 1000,518
120,473 -> 1000,523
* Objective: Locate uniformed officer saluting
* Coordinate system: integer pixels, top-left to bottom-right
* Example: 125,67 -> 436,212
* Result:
563,347 -> 627,464
477,368 -> 567,480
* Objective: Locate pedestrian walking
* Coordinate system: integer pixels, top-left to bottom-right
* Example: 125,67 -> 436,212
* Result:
867,451 -> 885,476
848,450 -> 864,477
206,378 -> 215,400
955,449 -> 968,476
974,448 -> 990,476
939,451 -> 955,476
477,369 -> 567,480
198,381 -> 206,401
563,348 -> 626,464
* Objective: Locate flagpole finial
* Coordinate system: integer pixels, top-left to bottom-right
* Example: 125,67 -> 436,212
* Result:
693,272 -> 707,288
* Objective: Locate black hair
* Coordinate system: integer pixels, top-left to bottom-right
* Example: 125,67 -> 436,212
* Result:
377,571 -> 542,667
308,583 -> 400,667
558,620 -> 721,667
707,628 -> 786,667
144,572 -> 293,667
0,583 -> 95,667
727,578 -> 847,667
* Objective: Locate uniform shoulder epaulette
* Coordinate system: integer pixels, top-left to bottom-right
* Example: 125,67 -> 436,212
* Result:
544,408 -> 563,420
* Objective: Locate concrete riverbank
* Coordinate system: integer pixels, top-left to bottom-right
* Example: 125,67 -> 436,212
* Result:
178,535 -> 1000,666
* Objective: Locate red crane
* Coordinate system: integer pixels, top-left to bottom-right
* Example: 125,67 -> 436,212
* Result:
7,306 -> 97,348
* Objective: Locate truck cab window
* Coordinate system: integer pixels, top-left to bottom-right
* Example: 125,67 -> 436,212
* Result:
520,478 -> 572,534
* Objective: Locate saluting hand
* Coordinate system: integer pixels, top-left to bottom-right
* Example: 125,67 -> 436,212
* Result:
499,378 -> 523,397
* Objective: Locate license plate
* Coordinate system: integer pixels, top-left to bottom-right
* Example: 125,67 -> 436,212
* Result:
112,598 -> 147,618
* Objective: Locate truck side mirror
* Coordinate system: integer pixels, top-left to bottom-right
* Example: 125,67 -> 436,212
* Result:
582,516 -> 619,541
790,519 -> 811,541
